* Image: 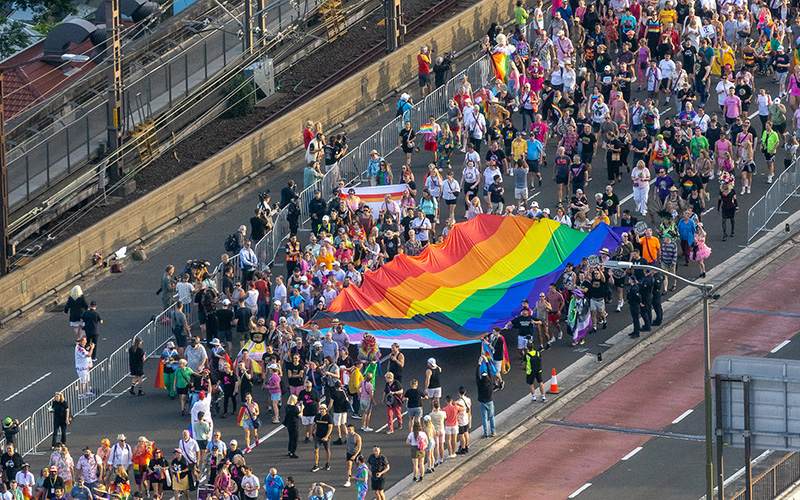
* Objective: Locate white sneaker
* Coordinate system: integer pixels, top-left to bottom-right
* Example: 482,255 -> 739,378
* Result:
709,172 -> 715,180
343,481 -> 351,488
449,454 -> 457,458
747,186 -> 751,194
557,332 -> 563,340
768,175 -> 774,184
531,395 -> 537,402
363,426 -> 373,432
542,395 -> 547,402
741,187 -> 746,195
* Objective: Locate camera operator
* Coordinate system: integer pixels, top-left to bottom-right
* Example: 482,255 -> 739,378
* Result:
433,51 -> 456,89
250,208 -> 269,242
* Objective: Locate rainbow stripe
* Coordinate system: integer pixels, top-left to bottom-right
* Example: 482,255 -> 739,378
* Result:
315,215 -> 624,348
419,124 -> 434,134
491,52 -> 511,83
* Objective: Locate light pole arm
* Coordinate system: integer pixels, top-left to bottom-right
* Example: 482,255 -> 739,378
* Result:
603,260 -> 713,292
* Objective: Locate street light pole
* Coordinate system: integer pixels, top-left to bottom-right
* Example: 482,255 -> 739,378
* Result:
604,260 -> 715,500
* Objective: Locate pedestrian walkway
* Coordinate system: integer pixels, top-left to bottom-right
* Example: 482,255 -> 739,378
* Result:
449,251 -> 800,500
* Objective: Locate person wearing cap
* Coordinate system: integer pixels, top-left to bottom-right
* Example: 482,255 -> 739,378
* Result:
310,403 -> 334,472
107,436 -> 132,474
169,449 -> 190,500
14,463 -> 34,499
774,44 -> 792,95
423,359 -> 443,411
2,418 -> 19,447
42,468 -> 64,499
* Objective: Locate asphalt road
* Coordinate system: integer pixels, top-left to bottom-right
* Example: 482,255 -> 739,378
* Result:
574,329 -> 800,500
2,51 -> 799,496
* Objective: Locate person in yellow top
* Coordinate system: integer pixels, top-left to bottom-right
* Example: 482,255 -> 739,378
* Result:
591,207 -> 611,228
511,133 -> 528,162
658,1 -> 678,26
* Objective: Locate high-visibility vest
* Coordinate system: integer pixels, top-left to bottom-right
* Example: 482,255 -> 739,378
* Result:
525,350 -> 540,375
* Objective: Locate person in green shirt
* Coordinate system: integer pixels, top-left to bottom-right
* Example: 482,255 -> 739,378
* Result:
515,0 -> 529,28
690,127 -> 709,159
761,120 -> 780,184
174,359 -> 196,416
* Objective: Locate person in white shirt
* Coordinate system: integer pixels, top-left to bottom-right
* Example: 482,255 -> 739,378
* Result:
175,275 -> 195,314
75,337 -> 95,399
645,61 -> 662,95
322,282 -> 339,307
273,276 -> 287,310
757,88 -> 772,129
240,467 -> 260,499
15,465 -> 35,496
286,308 -> 305,329
716,77 -> 734,109
693,108 -> 711,132
178,430 -> 200,489
658,54 -> 677,103
107,435 -> 133,472
631,160 -> 652,216
410,210 -> 432,244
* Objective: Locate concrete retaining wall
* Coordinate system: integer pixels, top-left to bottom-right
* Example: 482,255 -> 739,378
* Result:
0,0 -> 512,318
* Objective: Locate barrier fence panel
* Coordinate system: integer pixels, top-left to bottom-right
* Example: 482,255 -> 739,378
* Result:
747,158 -> 800,243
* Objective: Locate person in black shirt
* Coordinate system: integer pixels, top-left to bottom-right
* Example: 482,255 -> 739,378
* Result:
735,77 -> 753,112
681,39 -> 696,74
679,165 -> 704,200
128,337 -> 145,396
50,393 -> 69,448
661,118 -> 676,146
366,446 -> 390,498
282,477 -> 300,500
279,180 -> 296,209
1,443 -> 23,483
402,380 -> 425,424
578,123 -> 597,169
216,300 -> 235,352
330,383 -> 349,445
587,267 -> 607,331
620,209 -> 638,227
81,302 -> 102,360
505,307 -> 542,358
233,299 -> 252,343
475,369 -> 495,437
400,208 -> 415,242
500,120 -> 517,156
249,209 -> 268,242
42,469 -> 64,499
311,404 -> 334,472
486,141 -> 509,173
299,381 -> 319,442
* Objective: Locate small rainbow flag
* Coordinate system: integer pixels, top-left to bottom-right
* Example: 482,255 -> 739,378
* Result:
22,486 -> 33,500
491,52 -> 512,83
552,105 -> 563,120
419,124 -> 434,134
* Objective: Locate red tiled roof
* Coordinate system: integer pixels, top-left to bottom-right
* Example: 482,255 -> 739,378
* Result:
2,39 -> 98,121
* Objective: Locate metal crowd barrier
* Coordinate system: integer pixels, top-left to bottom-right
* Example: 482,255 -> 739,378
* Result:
0,51 -> 495,458
728,453 -> 800,500
747,157 -> 800,244
0,303 -> 198,456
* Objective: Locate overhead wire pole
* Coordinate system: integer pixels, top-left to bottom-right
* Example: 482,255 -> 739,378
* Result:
604,260 -> 716,500
106,0 -> 125,190
0,73 -> 10,274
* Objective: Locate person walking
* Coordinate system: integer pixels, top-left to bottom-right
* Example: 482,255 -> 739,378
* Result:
352,455 -> 368,500
366,446 -> 389,500
524,343 -> 546,402
64,286 -> 89,341
627,276 -> 642,338
455,387 -> 471,454
240,393 -> 259,449
282,395 -> 301,459
159,266 -> 177,311
74,337 -> 94,399
128,337 -> 145,396
264,469 -> 284,500
343,425 -> 361,488
383,373 -> 403,435
311,404 -> 333,472
718,181 -> 739,240
81,302 -> 102,360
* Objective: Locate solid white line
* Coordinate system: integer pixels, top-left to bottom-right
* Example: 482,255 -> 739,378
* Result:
671,409 -> 694,424
375,411 -> 408,433
772,340 -> 791,353
568,483 -> 592,498
4,372 -> 52,402
702,207 -> 715,216
621,447 -> 643,461
527,191 -> 541,201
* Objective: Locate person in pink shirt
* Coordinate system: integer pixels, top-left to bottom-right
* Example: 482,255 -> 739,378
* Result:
723,87 -> 742,125
442,396 -> 464,459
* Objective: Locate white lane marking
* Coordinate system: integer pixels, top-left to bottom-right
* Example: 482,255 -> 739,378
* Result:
4,372 -> 52,402
772,340 -> 791,353
620,178 -> 657,205
243,424 -> 286,454
527,191 -> 542,201
702,207 -> 715,216
375,411 -> 408,433
569,483 -> 592,498
100,378 -> 148,407
671,409 -> 694,424
621,447 -> 643,461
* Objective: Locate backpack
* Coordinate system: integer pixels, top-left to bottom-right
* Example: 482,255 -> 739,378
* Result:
224,233 -> 238,252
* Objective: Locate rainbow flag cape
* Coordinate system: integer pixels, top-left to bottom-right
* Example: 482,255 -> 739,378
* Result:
313,216 -> 624,348
236,407 -> 246,427
794,47 -> 800,72
22,486 -> 33,500
115,483 -> 130,500
155,361 -> 166,389
490,52 -> 511,83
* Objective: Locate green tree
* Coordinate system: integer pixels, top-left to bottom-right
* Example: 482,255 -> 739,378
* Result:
0,0 -> 77,23
0,18 -> 31,58
223,73 -> 255,118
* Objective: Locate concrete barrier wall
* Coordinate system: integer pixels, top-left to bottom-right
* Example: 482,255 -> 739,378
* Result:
0,0 -> 513,318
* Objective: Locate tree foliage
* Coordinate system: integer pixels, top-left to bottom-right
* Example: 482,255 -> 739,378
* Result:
0,18 -> 31,58
0,0 -> 77,23
223,73 -> 255,118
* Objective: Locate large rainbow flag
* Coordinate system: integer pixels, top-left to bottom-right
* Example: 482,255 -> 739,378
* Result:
314,215 -> 624,348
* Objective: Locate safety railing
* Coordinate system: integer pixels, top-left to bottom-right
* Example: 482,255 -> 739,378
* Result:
0,303 -> 197,456
258,54 -> 492,263
747,157 -> 800,244
728,452 -> 800,500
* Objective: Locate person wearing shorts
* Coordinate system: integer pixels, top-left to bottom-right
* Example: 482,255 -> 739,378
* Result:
424,358 -> 443,410
442,396 -> 462,458
312,404 -> 333,472
525,343 -> 546,401
366,446 -> 389,500
403,380 -> 424,424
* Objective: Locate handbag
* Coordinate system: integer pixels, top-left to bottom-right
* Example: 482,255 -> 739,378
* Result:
245,405 -> 261,429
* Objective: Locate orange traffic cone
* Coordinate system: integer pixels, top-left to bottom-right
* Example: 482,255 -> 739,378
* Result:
548,368 -> 559,394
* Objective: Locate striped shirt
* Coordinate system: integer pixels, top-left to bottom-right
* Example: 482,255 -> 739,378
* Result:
661,241 -> 678,267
